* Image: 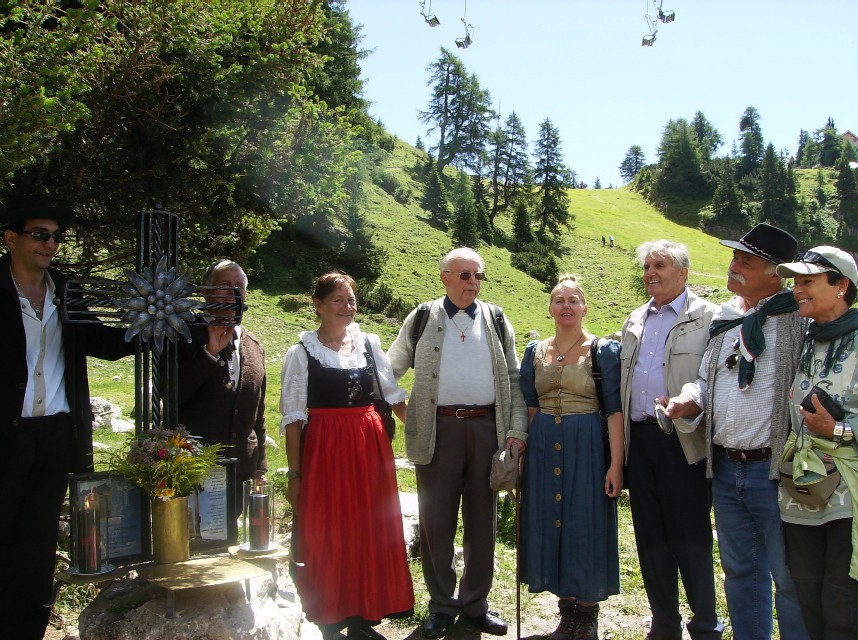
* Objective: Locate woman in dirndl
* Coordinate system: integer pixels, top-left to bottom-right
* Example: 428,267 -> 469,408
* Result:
280,272 -> 414,639
519,273 -> 623,640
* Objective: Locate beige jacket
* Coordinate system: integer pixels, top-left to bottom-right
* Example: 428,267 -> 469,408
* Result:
620,289 -> 717,464
387,298 -> 529,465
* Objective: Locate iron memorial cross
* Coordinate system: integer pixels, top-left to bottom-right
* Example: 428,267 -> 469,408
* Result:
58,208 -> 244,434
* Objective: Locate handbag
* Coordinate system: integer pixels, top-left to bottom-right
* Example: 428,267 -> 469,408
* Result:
779,456 -> 841,506
590,339 -> 611,469
365,340 -> 396,441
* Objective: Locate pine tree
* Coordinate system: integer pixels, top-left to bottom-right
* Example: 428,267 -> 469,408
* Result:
691,111 -> 723,159
619,145 -> 646,183
653,118 -> 708,198
835,157 -> 858,240
471,173 -> 492,243
737,106 -> 765,180
533,118 -> 571,238
450,172 -> 479,248
512,201 -> 534,250
422,162 -> 449,227
710,158 -> 744,226
420,48 -> 493,172
820,117 -> 841,167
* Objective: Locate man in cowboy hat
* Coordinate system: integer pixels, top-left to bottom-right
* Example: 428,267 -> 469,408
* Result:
665,223 -> 810,640
0,191 -> 131,639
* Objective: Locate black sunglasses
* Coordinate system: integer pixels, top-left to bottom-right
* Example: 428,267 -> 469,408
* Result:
19,229 -> 64,244
725,338 -> 740,370
445,270 -> 486,281
795,250 -> 840,274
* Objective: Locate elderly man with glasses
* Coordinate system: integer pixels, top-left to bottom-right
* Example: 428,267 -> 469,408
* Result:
388,247 -> 528,639
0,192 -> 132,640
665,223 -> 810,640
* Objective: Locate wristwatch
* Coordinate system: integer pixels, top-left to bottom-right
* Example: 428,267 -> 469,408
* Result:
832,422 -> 853,444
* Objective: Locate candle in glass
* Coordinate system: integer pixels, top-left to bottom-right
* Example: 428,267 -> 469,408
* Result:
77,492 -> 102,574
248,481 -> 270,550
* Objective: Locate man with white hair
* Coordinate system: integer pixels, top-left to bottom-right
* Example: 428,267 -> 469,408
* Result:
388,247 -> 528,639
620,240 -> 722,640
666,224 -> 809,640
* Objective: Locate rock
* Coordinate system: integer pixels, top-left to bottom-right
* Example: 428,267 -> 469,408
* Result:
90,397 -> 133,432
79,571 -> 304,640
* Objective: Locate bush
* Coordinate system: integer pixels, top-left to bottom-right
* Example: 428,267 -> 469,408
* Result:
510,241 -> 559,289
372,167 -> 401,196
394,185 -> 412,205
278,294 -> 310,313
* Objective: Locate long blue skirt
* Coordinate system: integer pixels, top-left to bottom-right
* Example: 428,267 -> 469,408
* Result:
520,410 -> 620,601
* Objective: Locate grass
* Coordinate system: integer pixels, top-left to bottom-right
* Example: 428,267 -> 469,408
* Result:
72,137 -> 824,638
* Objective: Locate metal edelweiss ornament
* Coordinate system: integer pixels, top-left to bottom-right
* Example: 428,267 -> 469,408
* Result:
114,255 -> 201,353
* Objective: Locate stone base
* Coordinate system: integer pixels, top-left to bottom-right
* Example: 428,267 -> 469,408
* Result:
79,569 -> 304,640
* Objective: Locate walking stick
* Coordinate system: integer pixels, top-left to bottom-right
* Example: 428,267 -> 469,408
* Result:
515,450 -> 522,640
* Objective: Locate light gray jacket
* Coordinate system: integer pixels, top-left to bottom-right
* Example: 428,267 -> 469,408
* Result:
387,298 -> 529,465
620,289 -> 718,464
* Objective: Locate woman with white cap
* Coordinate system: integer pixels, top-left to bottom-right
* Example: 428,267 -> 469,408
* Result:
776,246 -> 858,640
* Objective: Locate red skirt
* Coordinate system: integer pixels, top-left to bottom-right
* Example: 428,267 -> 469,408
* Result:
292,405 -> 414,623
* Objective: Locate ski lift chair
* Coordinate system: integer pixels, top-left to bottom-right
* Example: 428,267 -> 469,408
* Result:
455,33 -> 472,48
642,33 -> 656,46
425,15 -> 440,26
658,9 -> 675,23
419,1 -> 440,27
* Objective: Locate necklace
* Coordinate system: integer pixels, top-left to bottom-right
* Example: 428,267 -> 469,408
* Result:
449,314 -> 472,342
11,271 -> 45,320
318,331 -> 350,351
554,334 -> 583,362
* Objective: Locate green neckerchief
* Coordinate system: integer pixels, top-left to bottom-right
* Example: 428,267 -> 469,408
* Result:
783,430 -> 858,580
709,290 -> 798,389
800,307 -> 858,377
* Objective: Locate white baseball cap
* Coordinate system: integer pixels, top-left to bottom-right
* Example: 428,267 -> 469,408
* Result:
776,245 -> 858,286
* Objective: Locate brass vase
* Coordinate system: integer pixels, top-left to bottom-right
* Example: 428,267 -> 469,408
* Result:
151,496 -> 190,564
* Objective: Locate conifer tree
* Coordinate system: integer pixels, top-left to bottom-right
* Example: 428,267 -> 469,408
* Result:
422,161 -> 449,227
619,145 -> 646,183
450,172 -> 479,248
711,159 -> 744,225
533,118 -> 571,238
471,174 -> 492,243
737,106 -> 765,180
512,201 -> 534,250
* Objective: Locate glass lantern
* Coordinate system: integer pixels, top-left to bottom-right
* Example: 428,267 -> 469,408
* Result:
242,479 -> 274,552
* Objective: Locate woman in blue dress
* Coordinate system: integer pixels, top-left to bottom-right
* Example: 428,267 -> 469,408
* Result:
519,273 -> 623,640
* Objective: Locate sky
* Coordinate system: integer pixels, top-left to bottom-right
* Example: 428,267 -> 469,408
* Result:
347,0 -> 857,188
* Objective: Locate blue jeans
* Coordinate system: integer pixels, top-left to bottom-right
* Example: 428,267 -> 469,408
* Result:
711,449 -> 809,640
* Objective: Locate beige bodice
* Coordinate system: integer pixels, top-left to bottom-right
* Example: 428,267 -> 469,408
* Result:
533,340 -> 599,415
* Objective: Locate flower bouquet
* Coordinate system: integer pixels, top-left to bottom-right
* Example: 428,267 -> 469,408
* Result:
113,427 -> 224,500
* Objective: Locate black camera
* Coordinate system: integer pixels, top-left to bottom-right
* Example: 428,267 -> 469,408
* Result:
800,386 -> 846,422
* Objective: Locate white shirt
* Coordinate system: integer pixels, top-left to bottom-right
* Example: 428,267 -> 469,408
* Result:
278,324 -> 407,433
19,273 -> 68,417
680,295 -> 779,449
437,308 -> 496,406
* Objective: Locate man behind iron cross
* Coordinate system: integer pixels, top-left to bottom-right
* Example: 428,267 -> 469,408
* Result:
665,223 -> 810,640
387,247 -> 528,639
0,191 -> 131,640
619,240 -> 722,640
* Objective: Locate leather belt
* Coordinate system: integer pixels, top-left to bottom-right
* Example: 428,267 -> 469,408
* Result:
716,445 -> 772,463
632,416 -> 659,425
437,405 -> 495,419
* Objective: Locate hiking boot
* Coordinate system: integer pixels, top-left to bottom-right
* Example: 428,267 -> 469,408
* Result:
573,603 -> 599,640
548,599 -> 577,640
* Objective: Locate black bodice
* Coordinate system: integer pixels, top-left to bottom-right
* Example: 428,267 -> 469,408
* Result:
303,342 -> 377,409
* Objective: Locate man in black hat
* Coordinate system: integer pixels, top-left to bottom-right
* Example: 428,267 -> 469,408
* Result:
665,223 -> 810,640
0,193 -> 131,639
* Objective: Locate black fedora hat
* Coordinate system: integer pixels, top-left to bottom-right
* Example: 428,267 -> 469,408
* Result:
0,191 -> 76,231
719,223 -> 798,265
